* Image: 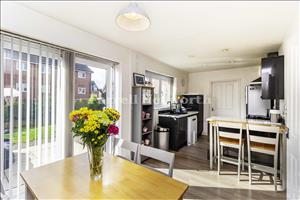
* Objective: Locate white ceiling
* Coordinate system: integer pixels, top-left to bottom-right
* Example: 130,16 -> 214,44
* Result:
19,1 -> 298,72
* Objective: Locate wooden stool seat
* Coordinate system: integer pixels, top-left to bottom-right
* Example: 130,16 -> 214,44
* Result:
247,124 -> 280,191
216,122 -> 245,181
219,137 -> 245,146
250,141 -> 275,152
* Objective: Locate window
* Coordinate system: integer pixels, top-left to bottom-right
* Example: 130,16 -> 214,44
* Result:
78,87 -> 86,95
16,62 -> 27,71
78,71 -> 86,79
15,83 -> 27,92
21,62 -> 27,71
146,71 -> 174,107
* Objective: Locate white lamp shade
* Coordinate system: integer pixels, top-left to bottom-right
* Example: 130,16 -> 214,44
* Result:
116,2 -> 150,31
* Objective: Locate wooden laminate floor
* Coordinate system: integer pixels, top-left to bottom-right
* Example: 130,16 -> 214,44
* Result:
144,135 -> 286,200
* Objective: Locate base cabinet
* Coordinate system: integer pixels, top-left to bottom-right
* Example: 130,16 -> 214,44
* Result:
159,117 -> 188,151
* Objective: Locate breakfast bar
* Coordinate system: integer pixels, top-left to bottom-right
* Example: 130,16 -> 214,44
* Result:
207,116 -> 287,190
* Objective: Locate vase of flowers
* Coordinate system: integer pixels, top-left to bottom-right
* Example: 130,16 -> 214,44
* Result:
69,107 -> 120,181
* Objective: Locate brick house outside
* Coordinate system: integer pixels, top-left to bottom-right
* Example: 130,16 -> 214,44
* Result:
74,63 -> 93,100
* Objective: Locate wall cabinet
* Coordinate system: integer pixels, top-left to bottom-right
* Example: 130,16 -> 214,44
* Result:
261,55 -> 284,99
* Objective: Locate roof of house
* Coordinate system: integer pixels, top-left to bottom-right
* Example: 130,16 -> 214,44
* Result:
75,63 -> 93,73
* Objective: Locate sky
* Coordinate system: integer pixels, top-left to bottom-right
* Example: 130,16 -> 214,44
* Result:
90,66 -> 107,89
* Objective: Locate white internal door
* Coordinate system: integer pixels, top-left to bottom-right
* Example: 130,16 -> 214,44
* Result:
283,21 -> 300,199
211,80 -> 240,118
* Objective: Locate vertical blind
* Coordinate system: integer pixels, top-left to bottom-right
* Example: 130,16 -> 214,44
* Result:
0,34 -> 67,198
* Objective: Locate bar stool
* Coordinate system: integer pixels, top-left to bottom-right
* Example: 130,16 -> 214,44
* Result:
216,122 -> 245,181
247,124 -> 280,191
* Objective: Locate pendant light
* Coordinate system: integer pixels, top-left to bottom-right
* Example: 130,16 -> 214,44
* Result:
116,2 -> 150,31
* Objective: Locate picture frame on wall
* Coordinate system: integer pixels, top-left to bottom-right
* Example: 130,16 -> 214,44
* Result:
133,73 -> 145,86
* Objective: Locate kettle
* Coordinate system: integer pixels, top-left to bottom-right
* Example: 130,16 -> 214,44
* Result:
270,109 -> 281,123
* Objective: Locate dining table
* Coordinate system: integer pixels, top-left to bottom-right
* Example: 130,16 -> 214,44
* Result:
21,153 -> 188,199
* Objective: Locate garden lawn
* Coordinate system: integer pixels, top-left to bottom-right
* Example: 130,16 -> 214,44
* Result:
4,126 -> 52,144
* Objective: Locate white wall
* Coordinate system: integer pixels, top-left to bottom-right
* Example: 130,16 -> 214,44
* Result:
188,66 -> 260,134
130,52 -> 188,129
281,15 -> 300,199
0,2 -> 186,143
131,52 -> 188,94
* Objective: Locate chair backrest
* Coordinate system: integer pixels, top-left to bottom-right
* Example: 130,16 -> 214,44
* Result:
137,145 -> 175,177
217,122 -> 243,140
113,138 -> 139,163
247,124 -> 280,154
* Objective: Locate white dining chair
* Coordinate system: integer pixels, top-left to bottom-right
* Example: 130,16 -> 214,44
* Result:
216,122 -> 245,181
247,124 -> 280,191
137,145 -> 175,177
113,138 -> 139,163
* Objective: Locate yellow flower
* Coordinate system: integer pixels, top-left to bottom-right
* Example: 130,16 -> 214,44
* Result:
104,108 -> 120,122
69,107 -> 120,146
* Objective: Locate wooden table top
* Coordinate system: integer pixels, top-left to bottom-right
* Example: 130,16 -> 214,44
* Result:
21,153 -> 188,199
206,116 -> 287,134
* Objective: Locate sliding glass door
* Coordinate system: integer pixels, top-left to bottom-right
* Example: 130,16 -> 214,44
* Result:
0,34 -> 65,199
73,56 -> 114,155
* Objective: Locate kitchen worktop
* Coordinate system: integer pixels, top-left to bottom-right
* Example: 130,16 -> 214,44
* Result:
207,116 -> 283,126
159,111 -> 199,119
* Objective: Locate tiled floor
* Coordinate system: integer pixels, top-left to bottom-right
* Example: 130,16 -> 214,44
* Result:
144,135 -> 286,200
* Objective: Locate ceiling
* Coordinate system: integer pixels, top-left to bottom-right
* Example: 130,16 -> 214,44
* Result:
19,1 -> 298,72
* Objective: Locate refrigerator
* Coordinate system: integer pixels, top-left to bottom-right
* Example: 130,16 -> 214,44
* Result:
246,83 -> 271,119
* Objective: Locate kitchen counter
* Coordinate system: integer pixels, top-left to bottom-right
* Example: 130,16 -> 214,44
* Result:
158,111 -> 198,150
159,111 -> 199,119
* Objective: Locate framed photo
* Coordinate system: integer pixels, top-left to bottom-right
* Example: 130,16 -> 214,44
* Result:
133,73 -> 145,86
142,88 -> 152,104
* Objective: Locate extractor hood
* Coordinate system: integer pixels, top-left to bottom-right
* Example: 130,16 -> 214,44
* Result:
249,77 -> 262,85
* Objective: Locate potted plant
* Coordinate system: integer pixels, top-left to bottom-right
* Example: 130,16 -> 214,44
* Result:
69,107 -> 120,180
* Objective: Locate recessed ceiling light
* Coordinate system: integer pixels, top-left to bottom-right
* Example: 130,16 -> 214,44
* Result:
116,2 -> 151,31
222,48 -> 230,53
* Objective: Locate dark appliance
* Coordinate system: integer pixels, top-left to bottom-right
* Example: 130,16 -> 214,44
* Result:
179,94 -> 203,137
261,52 -> 284,100
246,78 -> 271,120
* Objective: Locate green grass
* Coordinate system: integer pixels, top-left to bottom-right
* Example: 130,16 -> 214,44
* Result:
4,126 -> 52,144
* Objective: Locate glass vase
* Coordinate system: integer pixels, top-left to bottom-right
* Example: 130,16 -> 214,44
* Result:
87,145 -> 104,181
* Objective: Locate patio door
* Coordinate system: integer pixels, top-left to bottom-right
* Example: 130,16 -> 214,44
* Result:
0,34 -> 67,199
73,56 -> 115,155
